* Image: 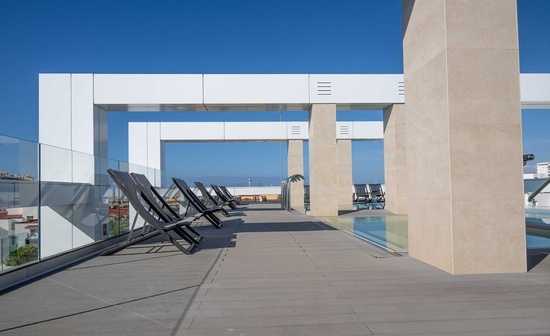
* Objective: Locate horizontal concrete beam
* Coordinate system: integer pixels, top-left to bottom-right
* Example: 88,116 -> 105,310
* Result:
129,121 -> 383,169
520,74 -> 550,109
89,73 -> 405,111
40,73 -> 550,113
131,121 -> 384,142
39,73 -> 550,158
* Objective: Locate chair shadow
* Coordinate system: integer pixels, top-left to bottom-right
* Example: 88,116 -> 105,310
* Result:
117,210 -> 340,253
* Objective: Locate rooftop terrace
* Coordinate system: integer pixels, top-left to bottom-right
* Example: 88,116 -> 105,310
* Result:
1,203 -> 550,335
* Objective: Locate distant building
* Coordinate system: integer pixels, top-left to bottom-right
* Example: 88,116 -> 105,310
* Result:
0,172 -> 34,181
524,173 -> 537,179
537,162 -> 550,179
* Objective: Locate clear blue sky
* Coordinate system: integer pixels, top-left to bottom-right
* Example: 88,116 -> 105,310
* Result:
0,0 -> 549,186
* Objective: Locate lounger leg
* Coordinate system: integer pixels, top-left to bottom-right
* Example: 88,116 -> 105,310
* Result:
221,208 -> 231,217
173,226 -> 200,246
205,213 -> 223,228
158,229 -> 194,255
126,212 -> 140,242
185,225 -> 204,241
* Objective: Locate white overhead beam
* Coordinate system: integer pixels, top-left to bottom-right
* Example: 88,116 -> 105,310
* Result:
39,73 -> 550,163
94,74 -> 205,111
520,74 -> 550,109
136,121 -> 383,142
90,73 -> 407,111
128,121 -> 384,175
203,74 -> 310,111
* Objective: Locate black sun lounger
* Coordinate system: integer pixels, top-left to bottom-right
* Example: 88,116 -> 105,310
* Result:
210,184 -> 237,209
130,172 -> 203,244
353,184 -> 370,202
368,183 -> 385,202
103,169 -> 201,256
172,178 -> 224,228
194,181 -> 231,217
219,186 -> 240,205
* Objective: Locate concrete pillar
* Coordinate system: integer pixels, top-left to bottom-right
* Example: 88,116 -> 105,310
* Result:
308,104 -> 338,217
288,140 -> 304,211
383,104 -> 408,215
337,139 -> 353,208
403,0 -> 526,274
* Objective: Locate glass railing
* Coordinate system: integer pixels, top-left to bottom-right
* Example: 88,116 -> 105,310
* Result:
0,135 -> 39,271
0,232 -> 38,271
0,134 -> 193,272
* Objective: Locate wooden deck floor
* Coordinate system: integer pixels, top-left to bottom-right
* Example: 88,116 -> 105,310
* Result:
1,203 -> 550,335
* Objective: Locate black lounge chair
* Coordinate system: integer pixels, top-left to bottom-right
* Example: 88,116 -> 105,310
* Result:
220,186 -> 240,205
194,181 -> 231,217
210,184 -> 237,209
103,169 -> 201,256
130,172 -> 203,244
172,178 -> 224,228
354,184 -> 370,202
368,183 -> 385,202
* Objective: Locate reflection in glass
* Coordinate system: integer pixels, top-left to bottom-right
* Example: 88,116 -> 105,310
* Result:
0,135 -> 39,270
0,134 -> 199,272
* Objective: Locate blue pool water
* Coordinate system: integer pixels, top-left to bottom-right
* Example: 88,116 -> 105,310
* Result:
525,206 -> 550,249
525,206 -> 550,223
345,207 -> 550,253
350,216 -> 408,252
526,233 -> 550,249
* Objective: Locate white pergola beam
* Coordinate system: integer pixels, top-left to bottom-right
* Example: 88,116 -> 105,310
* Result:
94,74 -> 205,111
520,74 -> 550,109
128,121 -> 384,171
39,72 -> 550,160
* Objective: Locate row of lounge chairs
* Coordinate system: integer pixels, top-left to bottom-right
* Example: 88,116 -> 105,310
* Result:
103,169 -> 240,256
303,184 -> 386,203
353,183 -> 385,203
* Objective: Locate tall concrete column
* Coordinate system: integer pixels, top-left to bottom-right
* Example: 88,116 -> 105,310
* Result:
403,0 -> 526,274
337,139 -> 353,208
288,140 -> 304,211
383,104 -> 408,215
308,104 -> 338,217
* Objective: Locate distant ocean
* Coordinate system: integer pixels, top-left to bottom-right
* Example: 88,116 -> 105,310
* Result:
185,175 -> 284,187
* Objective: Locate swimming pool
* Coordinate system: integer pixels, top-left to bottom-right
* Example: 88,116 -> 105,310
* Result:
525,206 -> 550,224
330,207 -> 550,253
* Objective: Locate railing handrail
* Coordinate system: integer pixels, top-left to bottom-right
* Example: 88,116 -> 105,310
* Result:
528,176 -> 550,202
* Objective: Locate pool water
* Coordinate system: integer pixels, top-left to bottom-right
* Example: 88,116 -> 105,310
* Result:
349,216 -> 408,252
526,232 -> 550,249
525,206 -> 550,224
337,207 -> 550,253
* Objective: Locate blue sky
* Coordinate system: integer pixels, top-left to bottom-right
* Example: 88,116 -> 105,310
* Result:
0,0 -> 549,186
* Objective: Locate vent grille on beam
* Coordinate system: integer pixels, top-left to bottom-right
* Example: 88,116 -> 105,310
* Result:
339,125 -> 350,135
398,81 -> 405,96
317,81 -> 332,96
291,125 -> 301,135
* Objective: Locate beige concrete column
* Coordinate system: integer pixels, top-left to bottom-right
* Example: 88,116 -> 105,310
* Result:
287,140 -> 304,211
403,0 -> 526,274
383,104 -> 408,215
337,139 -> 353,208
308,104 -> 338,217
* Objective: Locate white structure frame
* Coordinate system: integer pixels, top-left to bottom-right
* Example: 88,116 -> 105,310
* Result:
37,73 -> 550,257
128,121 -> 384,178
39,73 -> 550,173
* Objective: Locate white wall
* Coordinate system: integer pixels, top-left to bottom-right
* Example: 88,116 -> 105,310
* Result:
39,74 -> 72,150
